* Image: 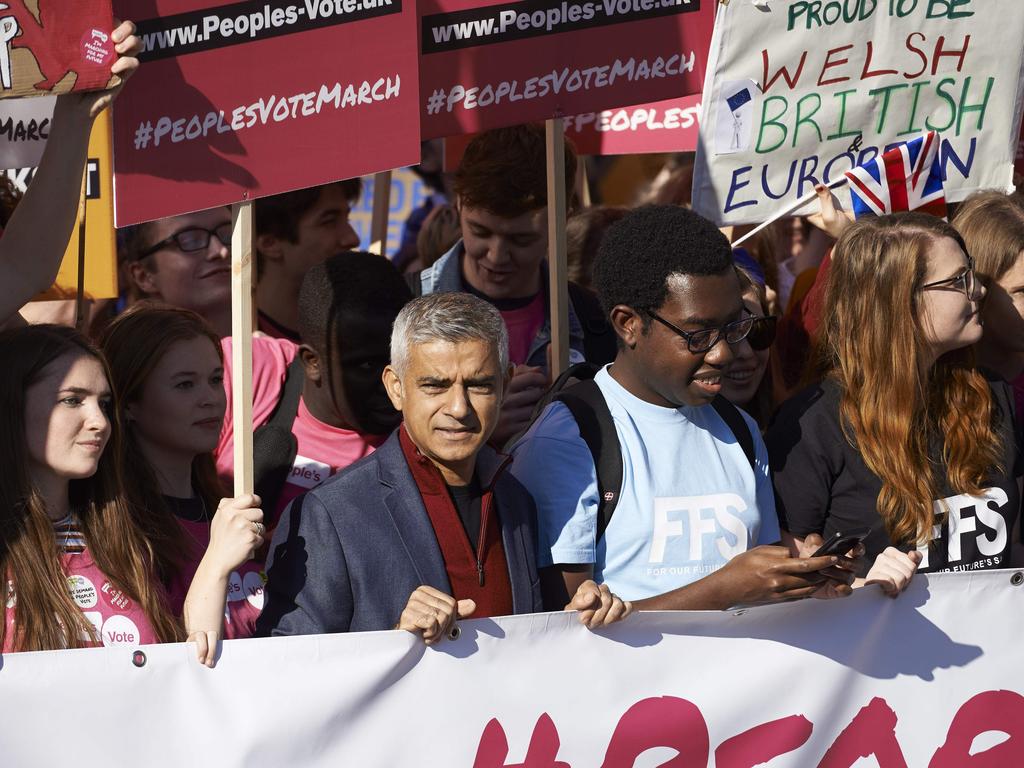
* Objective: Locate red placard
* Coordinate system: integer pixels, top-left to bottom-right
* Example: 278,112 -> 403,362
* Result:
111,0 -> 420,226
563,93 -> 700,155
444,93 -> 700,167
419,0 -> 712,140
1,1 -> 115,98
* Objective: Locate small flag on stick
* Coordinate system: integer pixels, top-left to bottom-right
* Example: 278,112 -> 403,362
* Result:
844,131 -> 947,219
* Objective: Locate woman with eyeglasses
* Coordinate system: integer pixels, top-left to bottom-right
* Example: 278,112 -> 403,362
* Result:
720,266 -> 778,431
766,213 -> 1022,595
99,304 -> 266,665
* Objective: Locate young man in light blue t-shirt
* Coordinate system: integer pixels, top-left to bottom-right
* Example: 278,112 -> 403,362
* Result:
510,205 -> 854,609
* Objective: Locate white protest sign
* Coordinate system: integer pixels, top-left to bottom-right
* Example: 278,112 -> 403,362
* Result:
692,0 -> 1024,225
1,571 -> 1023,765
0,94 -> 52,168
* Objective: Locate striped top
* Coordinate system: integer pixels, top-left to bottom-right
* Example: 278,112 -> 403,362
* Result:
52,514 -> 86,555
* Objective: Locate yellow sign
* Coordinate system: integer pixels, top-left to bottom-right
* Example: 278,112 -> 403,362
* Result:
34,108 -> 117,300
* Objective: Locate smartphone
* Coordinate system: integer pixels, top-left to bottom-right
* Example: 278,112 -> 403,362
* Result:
811,527 -> 872,558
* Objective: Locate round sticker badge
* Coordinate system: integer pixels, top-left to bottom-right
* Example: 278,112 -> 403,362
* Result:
101,615 -> 140,647
66,574 -> 98,608
101,581 -> 134,611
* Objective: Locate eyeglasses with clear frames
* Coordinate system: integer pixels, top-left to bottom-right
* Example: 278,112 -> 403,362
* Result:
647,311 -> 756,354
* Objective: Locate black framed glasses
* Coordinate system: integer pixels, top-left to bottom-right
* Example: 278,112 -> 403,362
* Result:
919,256 -> 978,299
648,311 -> 756,354
746,315 -> 778,351
140,223 -> 232,258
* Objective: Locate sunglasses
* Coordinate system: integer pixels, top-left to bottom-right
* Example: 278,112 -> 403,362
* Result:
745,315 -> 777,351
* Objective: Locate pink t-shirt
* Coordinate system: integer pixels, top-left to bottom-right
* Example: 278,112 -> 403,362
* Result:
217,336 -> 386,525
500,292 -> 546,366
4,548 -> 160,652
165,516 -> 265,640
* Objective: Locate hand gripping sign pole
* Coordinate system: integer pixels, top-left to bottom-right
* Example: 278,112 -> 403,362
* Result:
546,118 -> 569,377
231,201 -> 255,497
369,171 -> 392,256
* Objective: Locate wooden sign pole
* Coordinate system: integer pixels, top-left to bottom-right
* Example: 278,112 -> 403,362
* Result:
74,169 -> 88,330
577,156 -> 592,208
545,118 -> 569,377
231,201 -> 255,497
368,170 -> 392,256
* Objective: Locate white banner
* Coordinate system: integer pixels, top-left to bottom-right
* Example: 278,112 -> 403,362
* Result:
692,0 -> 1024,225
1,571 -> 1023,766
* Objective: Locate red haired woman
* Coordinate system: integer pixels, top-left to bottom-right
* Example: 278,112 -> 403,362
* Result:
100,304 -> 265,661
767,213 -> 1020,593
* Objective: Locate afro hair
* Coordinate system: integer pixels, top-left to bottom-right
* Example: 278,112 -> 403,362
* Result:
593,205 -> 733,319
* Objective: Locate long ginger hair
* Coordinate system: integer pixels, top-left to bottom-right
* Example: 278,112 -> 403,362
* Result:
815,213 -> 1001,546
99,303 -> 225,588
0,325 -> 181,651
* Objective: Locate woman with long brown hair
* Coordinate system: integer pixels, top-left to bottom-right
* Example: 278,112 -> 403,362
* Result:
99,303 -> 266,656
767,212 -> 1021,592
0,324 -> 181,652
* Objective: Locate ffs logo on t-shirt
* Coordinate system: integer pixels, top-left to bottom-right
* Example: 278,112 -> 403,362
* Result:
917,487 -> 1011,571
649,493 -> 754,576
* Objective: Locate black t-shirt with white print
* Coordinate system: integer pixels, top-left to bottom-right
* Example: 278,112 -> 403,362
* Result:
766,376 -> 1022,575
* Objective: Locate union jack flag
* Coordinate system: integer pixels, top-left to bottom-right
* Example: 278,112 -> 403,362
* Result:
844,132 -> 947,219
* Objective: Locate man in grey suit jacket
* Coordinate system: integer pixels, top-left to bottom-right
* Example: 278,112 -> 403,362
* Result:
257,292 -> 631,643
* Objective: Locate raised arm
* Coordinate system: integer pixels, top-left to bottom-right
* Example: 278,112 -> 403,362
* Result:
0,21 -> 141,325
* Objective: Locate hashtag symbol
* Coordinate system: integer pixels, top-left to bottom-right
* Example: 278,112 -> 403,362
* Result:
134,121 -> 154,150
426,89 -> 446,116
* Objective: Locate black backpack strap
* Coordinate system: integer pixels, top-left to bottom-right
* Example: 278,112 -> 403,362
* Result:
252,358 -> 305,520
554,379 -> 623,541
567,282 -> 617,366
711,395 -> 756,472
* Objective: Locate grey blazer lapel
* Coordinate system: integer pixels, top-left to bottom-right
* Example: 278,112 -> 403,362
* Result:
376,436 -> 451,594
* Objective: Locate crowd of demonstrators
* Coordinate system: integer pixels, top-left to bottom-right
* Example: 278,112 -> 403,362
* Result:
510,206 -> 856,612
408,124 -> 618,446
1,23 -> 1022,665
217,252 -> 412,529
258,293 -> 631,638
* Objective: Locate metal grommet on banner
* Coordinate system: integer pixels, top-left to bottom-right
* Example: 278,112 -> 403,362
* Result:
1011,572 -> 1024,586
448,624 -> 461,641
131,650 -> 147,668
